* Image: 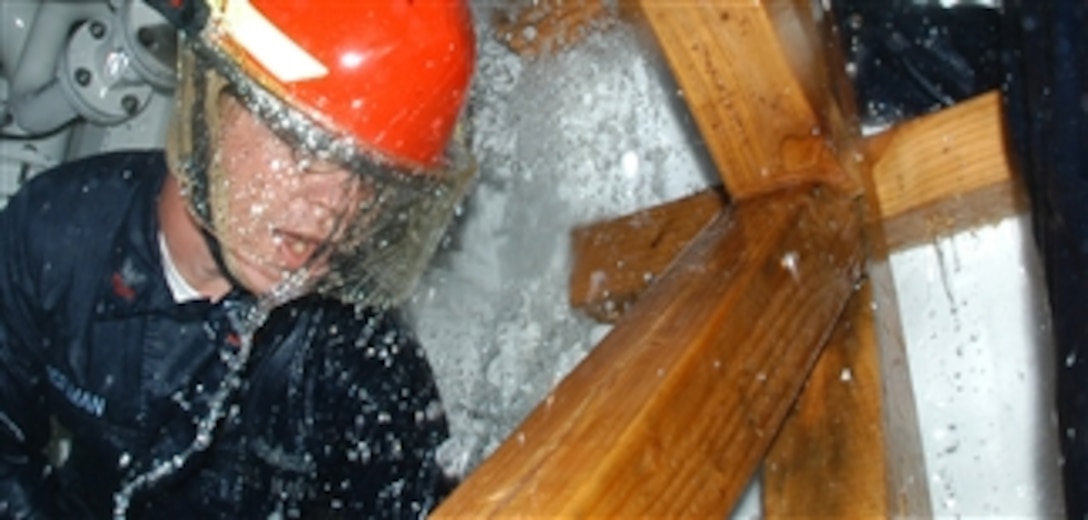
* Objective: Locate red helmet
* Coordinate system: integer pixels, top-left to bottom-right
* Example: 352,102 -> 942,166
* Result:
165,0 -> 476,170
158,0 -> 479,307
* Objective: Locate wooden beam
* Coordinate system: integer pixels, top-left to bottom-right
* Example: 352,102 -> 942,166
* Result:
564,196 -> 932,516
490,0 -> 863,196
621,0 -> 854,199
868,91 -> 1027,249
432,187 -> 863,518
563,189 -> 931,517
569,93 -> 1024,316
764,282 -> 887,515
475,3 -> 937,516
830,87 -> 936,516
860,261 -> 933,516
492,0 -> 611,56
568,188 -> 727,322
762,277 -> 930,517
760,90 -> 938,517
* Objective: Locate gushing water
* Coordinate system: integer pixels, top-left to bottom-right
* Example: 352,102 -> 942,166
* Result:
112,271 -> 311,518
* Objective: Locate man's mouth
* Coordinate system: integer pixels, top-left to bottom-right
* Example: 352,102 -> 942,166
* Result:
275,229 -> 323,271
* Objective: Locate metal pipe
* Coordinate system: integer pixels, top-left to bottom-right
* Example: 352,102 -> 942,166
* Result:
7,0 -> 111,135
0,1 -> 40,77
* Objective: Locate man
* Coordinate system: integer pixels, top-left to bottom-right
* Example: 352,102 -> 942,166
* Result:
0,0 -> 476,517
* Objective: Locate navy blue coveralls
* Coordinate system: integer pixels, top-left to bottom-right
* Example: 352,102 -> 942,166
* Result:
0,152 -> 450,518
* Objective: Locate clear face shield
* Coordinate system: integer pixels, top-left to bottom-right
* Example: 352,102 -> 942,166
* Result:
166,46 -> 476,308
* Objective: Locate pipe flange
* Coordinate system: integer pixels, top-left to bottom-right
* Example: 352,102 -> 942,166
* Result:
120,0 -> 177,91
58,16 -> 153,126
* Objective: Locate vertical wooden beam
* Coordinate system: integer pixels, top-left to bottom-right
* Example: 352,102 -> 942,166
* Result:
432,187 -> 863,518
849,89 -> 939,516
862,260 -> 933,516
621,0 -> 854,199
492,0 -> 866,196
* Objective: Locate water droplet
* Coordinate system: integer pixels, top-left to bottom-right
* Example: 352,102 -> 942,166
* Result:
780,251 -> 800,281
621,151 -> 639,177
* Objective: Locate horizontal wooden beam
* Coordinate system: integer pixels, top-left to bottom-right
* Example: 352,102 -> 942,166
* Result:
570,94 -> 1022,314
492,0 -> 611,56
868,91 -> 1026,249
432,187 -> 863,518
568,188 -> 727,321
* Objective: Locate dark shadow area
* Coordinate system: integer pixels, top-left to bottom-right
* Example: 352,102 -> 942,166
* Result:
831,0 -> 1003,129
1001,1 -> 1088,518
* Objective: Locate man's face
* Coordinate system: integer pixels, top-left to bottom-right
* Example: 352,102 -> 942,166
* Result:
208,94 -> 370,296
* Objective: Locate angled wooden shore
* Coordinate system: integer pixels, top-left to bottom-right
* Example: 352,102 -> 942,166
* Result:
433,187 -> 863,518
432,0 -> 1020,516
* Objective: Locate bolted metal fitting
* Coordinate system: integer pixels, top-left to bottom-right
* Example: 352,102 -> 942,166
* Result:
137,27 -> 156,48
121,95 -> 141,115
89,20 -> 107,40
75,68 -> 92,87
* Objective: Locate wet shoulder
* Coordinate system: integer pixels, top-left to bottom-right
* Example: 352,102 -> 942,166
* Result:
292,298 -> 437,392
11,151 -> 166,226
0,151 -> 167,304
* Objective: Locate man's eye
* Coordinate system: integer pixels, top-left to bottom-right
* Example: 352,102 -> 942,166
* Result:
299,157 -> 340,174
290,146 -> 340,174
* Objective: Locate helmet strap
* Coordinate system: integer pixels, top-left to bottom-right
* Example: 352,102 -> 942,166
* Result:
199,226 -> 250,296
185,58 -> 214,227
184,60 -> 249,295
